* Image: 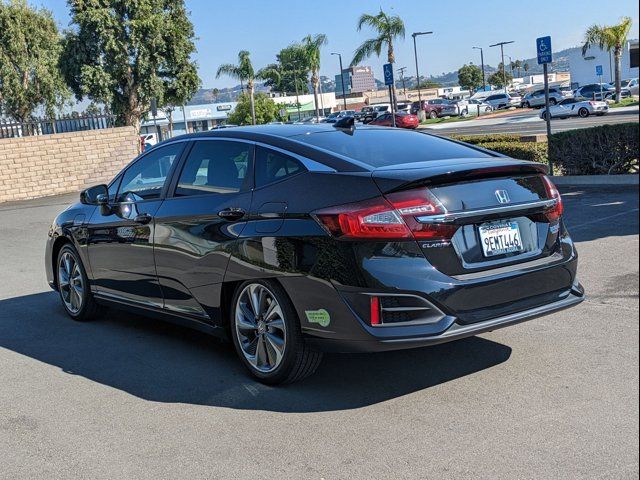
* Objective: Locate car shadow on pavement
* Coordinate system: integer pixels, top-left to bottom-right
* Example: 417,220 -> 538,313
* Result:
559,186 -> 639,243
1,291 -> 512,412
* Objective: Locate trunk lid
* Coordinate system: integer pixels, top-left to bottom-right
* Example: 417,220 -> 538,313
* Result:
372,160 -> 561,277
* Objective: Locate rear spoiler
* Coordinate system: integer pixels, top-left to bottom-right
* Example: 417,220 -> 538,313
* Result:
372,158 -> 548,194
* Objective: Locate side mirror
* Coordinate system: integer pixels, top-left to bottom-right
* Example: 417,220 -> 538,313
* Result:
80,184 -> 109,205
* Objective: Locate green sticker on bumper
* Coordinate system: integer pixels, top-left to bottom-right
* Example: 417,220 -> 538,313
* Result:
305,309 -> 331,327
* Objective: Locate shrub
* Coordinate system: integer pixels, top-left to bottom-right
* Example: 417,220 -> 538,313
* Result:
477,141 -> 549,164
548,123 -> 639,175
452,134 -> 522,144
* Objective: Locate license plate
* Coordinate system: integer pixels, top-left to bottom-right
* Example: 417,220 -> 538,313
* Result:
479,222 -> 524,257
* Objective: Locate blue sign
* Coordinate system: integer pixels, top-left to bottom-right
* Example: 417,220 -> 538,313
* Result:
596,65 -> 603,76
383,63 -> 394,86
536,36 -> 552,65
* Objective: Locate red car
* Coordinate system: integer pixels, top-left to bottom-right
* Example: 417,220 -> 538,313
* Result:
368,112 -> 419,129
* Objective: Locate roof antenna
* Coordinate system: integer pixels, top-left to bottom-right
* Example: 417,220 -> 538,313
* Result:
332,115 -> 356,134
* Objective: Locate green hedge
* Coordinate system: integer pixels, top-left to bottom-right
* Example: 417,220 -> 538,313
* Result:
451,134 -> 548,164
548,123 -> 639,175
476,141 -> 549,164
452,134 -> 522,144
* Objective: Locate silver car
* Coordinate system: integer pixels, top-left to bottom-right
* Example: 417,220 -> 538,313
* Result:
540,98 -> 608,119
484,93 -> 521,109
521,87 -> 572,108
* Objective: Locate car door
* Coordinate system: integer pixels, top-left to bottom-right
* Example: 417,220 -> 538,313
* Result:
153,139 -> 254,321
86,142 -> 185,307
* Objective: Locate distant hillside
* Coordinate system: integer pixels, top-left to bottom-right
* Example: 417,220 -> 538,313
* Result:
426,46 -> 578,87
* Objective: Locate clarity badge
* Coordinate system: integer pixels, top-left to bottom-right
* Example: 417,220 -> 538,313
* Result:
305,309 -> 331,327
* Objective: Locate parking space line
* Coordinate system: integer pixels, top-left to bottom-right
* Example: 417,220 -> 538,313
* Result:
570,208 -> 640,230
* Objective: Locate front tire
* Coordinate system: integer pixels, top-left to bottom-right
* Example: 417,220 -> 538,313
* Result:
231,280 -> 323,385
56,244 -> 101,321
428,111 -> 437,119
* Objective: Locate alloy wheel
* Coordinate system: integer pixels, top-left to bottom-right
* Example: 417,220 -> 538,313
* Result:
235,284 -> 287,373
58,251 -> 84,314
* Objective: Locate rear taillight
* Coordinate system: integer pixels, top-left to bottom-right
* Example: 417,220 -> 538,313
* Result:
542,175 -> 564,221
313,188 -> 457,241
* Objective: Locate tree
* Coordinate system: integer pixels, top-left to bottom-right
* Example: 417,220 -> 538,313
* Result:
301,34 -> 328,121
217,50 -> 260,125
227,92 -> 279,125
61,0 -> 200,132
582,16 -> 633,103
524,63 -> 530,75
488,70 -> 513,89
262,44 -> 311,96
0,0 -> 68,124
351,9 -> 405,108
514,60 -> 523,77
458,64 -> 483,93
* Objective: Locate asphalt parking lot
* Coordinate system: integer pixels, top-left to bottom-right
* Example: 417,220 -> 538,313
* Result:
0,186 -> 638,479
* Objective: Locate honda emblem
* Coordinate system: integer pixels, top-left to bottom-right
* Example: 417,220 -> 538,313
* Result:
495,190 -> 511,204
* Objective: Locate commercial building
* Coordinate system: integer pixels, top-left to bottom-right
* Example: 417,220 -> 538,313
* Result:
335,66 -> 376,96
271,92 -> 337,119
566,40 -> 639,87
140,102 -> 238,139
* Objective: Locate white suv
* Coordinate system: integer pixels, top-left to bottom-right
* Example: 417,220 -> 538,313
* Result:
484,93 -> 521,110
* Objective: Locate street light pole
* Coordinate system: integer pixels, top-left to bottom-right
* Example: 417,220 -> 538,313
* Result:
411,31 -> 433,106
473,46 -> 486,91
331,53 -> 348,111
490,41 -> 514,92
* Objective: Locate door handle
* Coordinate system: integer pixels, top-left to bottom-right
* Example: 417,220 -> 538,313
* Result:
218,208 -> 246,221
134,213 -> 153,224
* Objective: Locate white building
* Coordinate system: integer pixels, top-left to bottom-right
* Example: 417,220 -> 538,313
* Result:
567,40 -> 639,87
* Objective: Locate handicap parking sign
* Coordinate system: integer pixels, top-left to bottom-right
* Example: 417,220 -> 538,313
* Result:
383,63 -> 394,86
596,65 -> 603,76
537,36 -> 552,65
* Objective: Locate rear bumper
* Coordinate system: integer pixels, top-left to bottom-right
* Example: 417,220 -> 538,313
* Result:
308,283 -> 584,352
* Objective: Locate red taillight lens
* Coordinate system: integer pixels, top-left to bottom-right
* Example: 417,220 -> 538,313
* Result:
370,296 -> 381,325
542,175 -> 564,221
313,196 -> 412,239
313,188 -> 457,241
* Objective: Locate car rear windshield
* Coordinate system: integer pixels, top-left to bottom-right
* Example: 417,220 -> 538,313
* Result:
291,129 -> 491,168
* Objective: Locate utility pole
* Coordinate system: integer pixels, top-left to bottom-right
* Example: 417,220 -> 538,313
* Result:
490,40 -> 514,92
331,53 -> 348,111
473,46 -> 486,91
398,67 -> 408,96
411,31 -> 433,119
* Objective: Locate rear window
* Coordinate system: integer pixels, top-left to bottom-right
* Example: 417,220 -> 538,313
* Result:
291,129 -> 491,168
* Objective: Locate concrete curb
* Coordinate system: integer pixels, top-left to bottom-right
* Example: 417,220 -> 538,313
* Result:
551,175 -> 639,186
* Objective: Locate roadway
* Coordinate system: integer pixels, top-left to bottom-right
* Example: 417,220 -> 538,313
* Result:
0,186 -> 638,478
423,105 -> 639,136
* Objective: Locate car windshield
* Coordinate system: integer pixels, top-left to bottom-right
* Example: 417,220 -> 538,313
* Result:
291,129 -> 490,168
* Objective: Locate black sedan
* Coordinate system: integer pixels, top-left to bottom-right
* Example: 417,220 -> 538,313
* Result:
45,123 -> 584,384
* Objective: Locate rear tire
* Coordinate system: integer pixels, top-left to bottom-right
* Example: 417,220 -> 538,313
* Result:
578,108 -> 590,118
549,98 -> 557,105
230,280 -> 323,385
56,244 -> 102,321
429,111 -> 437,119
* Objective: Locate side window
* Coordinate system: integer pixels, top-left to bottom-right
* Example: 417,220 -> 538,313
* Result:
255,147 -> 307,188
108,175 -> 122,202
175,140 -> 251,196
118,143 -> 183,201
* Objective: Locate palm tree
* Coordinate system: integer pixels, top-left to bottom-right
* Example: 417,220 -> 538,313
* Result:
515,60 -> 523,78
582,17 -> 633,103
351,9 -> 405,108
301,34 -> 328,121
217,51 -> 257,124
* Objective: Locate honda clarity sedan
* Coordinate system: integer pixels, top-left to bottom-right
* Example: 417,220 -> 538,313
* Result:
46,123 -> 584,384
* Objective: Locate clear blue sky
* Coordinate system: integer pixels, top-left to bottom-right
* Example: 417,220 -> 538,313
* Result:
31,0 -> 640,88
